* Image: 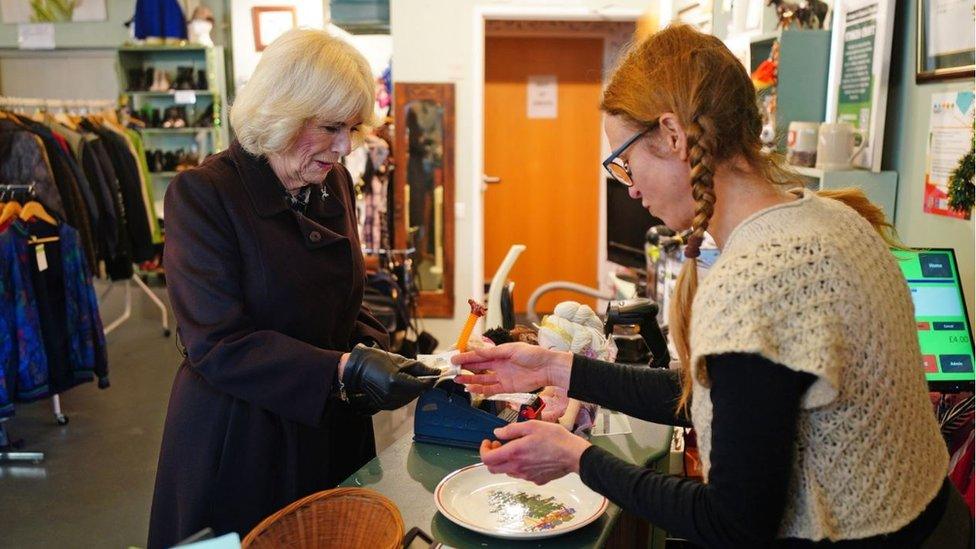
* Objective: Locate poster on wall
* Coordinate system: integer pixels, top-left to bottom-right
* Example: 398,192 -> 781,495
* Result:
0,0 -> 106,23
825,0 -> 896,172
923,91 -> 975,220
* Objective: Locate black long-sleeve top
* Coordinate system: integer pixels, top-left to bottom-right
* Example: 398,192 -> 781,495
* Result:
569,354 -> 949,547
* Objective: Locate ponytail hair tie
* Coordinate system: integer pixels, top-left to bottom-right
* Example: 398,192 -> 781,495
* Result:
684,234 -> 703,259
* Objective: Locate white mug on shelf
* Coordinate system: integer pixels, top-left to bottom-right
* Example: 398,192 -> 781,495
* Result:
816,122 -> 866,171
786,121 -> 820,168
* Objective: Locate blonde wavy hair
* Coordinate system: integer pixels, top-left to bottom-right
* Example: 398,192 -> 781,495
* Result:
230,28 -> 375,156
602,25 -> 902,411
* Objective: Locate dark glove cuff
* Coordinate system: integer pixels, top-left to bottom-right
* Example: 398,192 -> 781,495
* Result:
341,344 -> 436,414
342,344 -> 380,413
341,344 -> 371,392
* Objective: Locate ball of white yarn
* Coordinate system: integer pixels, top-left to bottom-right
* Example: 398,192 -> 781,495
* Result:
552,301 -> 603,331
538,301 -> 614,361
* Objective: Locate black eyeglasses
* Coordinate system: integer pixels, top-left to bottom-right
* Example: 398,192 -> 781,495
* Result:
602,120 -> 658,187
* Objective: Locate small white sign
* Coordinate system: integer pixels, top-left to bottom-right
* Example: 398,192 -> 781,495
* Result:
174,91 -> 197,105
527,74 -> 558,119
17,23 -> 54,50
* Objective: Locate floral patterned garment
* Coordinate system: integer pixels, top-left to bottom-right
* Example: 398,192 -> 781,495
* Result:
0,223 -> 50,416
0,221 -> 108,418
59,222 -> 109,386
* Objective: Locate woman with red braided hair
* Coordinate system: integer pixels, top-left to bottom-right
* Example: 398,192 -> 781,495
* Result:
453,25 -> 971,547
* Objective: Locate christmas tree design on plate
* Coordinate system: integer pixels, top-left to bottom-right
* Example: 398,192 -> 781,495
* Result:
487,490 -> 577,531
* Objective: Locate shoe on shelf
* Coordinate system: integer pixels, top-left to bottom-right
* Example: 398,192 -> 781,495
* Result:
150,69 -> 172,92
163,150 -> 180,172
176,148 -> 201,172
127,69 -> 145,91
193,103 -> 214,127
175,66 -> 195,90
173,106 -> 188,128
161,106 -> 188,129
149,69 -> 163,92
195,69 -> 208,90
152,150 -> 165,172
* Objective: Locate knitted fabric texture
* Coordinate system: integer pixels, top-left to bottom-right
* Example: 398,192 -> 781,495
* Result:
689,189 -> 948,541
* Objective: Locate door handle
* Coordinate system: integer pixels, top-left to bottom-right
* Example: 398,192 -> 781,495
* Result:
483,175 -> 502,184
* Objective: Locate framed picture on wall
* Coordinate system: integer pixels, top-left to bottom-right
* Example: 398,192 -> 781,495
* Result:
251,6 -> 297,52
916,0 -> 976,82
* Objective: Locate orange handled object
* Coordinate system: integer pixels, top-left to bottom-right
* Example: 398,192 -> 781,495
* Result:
455,299 -> 486,352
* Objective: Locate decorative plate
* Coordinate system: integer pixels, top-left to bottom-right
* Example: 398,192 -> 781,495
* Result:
434,463 -> 608,539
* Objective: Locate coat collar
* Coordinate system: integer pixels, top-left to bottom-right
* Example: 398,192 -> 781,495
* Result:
231,141 -> 346,221
230,141 -> 348,249
231,141 -> 291,218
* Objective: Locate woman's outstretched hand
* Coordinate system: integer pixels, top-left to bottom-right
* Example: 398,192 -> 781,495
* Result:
479,421 -> 591,485
452,342 -> 573,395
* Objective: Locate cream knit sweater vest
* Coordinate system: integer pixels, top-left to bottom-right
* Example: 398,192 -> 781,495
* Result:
689,189 -> 948,541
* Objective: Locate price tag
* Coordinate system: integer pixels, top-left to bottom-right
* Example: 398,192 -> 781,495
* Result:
35,243 -> 48,272
174,90 -> 197,105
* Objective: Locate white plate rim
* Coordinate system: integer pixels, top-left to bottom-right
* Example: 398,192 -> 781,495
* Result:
433,462 -> 609,540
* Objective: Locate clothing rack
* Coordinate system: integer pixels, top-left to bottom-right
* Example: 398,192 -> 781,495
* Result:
0,103 -> 150,461
0,96 -> 171,338
0,96 -> 116,113
1,183 -> 56,463
101,276 -> 170,337
0,418 -> 44,464
1,181 -> 69,428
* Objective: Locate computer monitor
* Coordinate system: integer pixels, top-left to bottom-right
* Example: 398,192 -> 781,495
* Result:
606,178 -> 663,269
892,248 -> 975,391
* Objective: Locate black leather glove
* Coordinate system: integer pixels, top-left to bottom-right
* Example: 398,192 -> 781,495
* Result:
341,344 -> 441,414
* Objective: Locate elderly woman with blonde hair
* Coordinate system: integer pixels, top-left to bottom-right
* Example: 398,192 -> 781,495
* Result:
147,29 -> 438,547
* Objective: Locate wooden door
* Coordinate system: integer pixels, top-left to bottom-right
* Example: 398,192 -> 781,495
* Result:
484,36 -> 604,314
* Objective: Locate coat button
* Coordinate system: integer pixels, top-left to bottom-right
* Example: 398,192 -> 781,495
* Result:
308,231 -> 322,243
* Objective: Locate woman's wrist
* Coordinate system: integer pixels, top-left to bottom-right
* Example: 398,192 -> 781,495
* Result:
546,350 -> 574,391
567,435 -> 592,474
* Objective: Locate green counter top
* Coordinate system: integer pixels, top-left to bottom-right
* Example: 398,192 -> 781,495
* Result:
340,416 -> 673,548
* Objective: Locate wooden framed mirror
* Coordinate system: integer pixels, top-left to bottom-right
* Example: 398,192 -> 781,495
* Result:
393,83 -> 455,317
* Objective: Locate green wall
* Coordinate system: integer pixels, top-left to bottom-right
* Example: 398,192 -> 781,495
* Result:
0,0 -> 230,49
883,0 -> 975,326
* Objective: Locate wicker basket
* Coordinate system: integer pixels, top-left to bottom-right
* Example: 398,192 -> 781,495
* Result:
242,488 -> 404,549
